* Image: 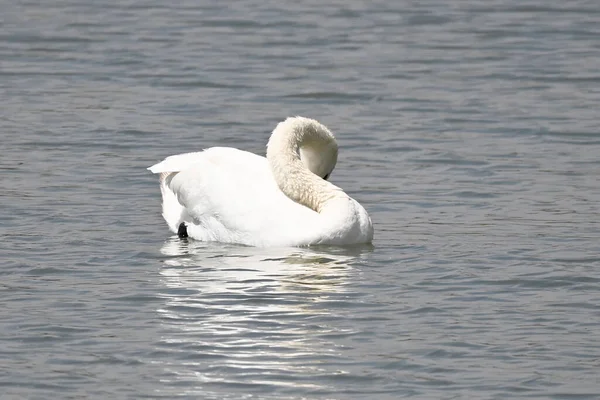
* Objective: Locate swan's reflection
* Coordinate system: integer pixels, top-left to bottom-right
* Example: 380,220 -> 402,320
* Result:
157,238 -> 372,393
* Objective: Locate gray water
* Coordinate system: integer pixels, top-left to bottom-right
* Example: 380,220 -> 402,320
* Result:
2,0 -> 600,399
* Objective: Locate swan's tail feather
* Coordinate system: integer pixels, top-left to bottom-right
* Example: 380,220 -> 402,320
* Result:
159,172 -> 186,234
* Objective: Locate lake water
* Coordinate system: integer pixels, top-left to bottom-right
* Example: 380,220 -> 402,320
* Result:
2,0 -> 600,399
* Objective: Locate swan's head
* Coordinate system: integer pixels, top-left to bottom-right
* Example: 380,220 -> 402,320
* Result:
298,131 -> 338,180
267,116 -> 338,180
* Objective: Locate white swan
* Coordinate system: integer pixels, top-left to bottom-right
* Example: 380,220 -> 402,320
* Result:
148,116 -> 373,247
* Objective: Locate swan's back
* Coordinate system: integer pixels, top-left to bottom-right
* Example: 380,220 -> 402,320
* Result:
149,147 -> 324,246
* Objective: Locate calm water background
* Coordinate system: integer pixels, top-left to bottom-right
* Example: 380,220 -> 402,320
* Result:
2,0 -> 600,399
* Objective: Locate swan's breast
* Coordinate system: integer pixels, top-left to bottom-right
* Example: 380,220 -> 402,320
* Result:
316,197 -> 373,244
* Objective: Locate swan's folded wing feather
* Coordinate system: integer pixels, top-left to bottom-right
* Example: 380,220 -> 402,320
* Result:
158,147 -> 321,245
148,151 -> 206,174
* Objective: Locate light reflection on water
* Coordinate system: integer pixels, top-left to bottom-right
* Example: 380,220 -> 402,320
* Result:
156,238 -> 374,395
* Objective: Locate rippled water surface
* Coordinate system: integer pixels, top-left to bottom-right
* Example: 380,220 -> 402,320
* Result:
2,0 -> 600,398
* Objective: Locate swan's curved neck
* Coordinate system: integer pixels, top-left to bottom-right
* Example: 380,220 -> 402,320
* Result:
267,118 -> 344,213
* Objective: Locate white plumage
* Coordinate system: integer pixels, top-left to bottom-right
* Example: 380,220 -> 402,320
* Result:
148,117 -> 373,247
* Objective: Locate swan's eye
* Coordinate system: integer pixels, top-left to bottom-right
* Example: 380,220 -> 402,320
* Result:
323,173 -> 330,180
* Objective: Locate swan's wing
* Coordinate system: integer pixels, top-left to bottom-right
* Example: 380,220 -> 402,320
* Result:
148,147 -> 259,174
149,147 -> 320,246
